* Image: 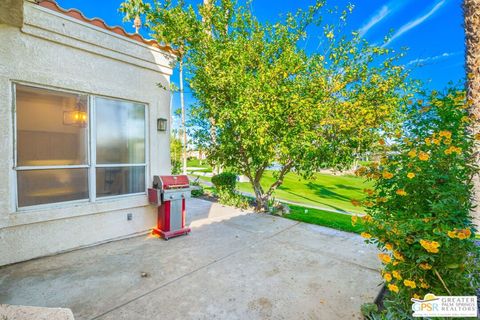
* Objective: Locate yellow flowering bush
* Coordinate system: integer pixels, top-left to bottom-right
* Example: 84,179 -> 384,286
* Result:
355,89 -> 480,317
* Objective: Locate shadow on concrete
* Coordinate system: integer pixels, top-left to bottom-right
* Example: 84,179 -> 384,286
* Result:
0,199 -> 380,320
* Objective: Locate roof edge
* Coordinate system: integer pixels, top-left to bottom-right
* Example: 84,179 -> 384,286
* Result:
36,0 -> 179,56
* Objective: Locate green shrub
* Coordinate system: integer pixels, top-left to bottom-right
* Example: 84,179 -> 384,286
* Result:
353,89 -> 480,318
216,189 -> 250,209
171,159 -> 181,175
190,179 -> 204,197
211,172 -> 237,192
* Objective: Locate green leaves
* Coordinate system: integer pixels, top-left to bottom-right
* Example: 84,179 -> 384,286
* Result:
121,0 -> 409,210
358,89 -> 480,317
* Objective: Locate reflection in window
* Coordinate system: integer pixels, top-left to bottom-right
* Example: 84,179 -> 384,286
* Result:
96,167 -> 145,197
16,85 -> 88,166
95,97 -> 145,164
14,85 -> 147,208
17,169 -> 88,207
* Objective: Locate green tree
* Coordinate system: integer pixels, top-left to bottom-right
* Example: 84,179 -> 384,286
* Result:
170,132 -> 183,174
355,89 -> 480,317
121,0 -> 411,211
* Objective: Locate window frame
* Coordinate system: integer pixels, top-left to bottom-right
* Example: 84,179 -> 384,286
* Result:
90,95 -> 148,201
13,82 -> 149,211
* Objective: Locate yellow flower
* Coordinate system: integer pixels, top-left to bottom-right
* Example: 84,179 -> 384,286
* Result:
420,239 -> 441,253
413,294 -> 421,300
351,215 -> 358,226
378,139 -> 385,145
361,232 -> 372,239
418,152 -> 429,161
382,171 -> 394,179
351,199 -> 361,207
407,172 -> 415,179
432,138 -> 441,145
439,130 -> 452,139
424,138 -> 431,145
392,270 -> 402,280
419,263 -> 432,270
363,188 -> 375,195
443,138 -> 452,145
354,166 -> 367,176
363,201 -> 374,207
362,215 -> 373,222
377,197 -> 388,203
457,232 -> 467,240
404,279 -> 416,289
385,243 -> 393,251
461,116 -> 470,123
392,261 -> 399,266
447,230 -> 457,238
378,253 -> 392,264
407,149 -> 417,158
396,189 -> 407,196
445,146 -> 462,155
393,251 -> 405,261
383,273 -> 392,282
387,284 -> 399,293
463,229 -> 472,237
420,282 -> 430,289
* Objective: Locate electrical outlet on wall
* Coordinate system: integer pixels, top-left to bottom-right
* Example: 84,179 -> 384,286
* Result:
127,213 -> 133,221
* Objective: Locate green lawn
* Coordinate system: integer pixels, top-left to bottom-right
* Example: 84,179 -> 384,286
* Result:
286,205 -> 363,234
238,171 -> 370,213
187,159 -> 212,173
187,158 -> 210,168
194,170 -> 371,214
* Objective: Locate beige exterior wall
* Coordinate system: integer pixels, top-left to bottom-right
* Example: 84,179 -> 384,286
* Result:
0,2 -> 175,266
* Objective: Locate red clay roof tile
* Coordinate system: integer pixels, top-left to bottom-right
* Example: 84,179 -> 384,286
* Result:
37,0 -> 178,55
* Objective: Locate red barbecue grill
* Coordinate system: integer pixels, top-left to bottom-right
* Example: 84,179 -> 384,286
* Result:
148,175 -> 191,240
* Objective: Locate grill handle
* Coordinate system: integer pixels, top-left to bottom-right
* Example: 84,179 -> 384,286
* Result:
152,175 -> 161,189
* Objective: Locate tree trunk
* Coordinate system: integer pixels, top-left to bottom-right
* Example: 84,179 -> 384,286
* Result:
203,0 -> 219,174
252,179 -> 268,212
464,0 -> 480,227
179,60 -> 187,175
250,162 -> 293,212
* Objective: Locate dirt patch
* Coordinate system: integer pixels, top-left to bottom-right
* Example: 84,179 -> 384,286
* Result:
248,297 -> 273,317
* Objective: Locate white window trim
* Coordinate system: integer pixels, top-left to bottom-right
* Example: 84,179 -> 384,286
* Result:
13,82 -> 149,211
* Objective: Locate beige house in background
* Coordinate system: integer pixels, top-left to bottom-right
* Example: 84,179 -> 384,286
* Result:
0,0 -> 176,266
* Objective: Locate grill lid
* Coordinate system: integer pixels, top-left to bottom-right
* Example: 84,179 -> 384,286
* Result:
159,175 -> 190,190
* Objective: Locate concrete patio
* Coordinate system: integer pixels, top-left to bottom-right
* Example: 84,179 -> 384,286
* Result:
0,198 -> 381,320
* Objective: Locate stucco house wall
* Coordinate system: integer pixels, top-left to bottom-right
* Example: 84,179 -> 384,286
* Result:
0,1 -> 175,266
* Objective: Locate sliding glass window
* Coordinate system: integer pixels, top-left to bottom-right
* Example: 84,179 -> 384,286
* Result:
15,85 -> 89,207
94,97 -> 146,197
14,84 -> 146,208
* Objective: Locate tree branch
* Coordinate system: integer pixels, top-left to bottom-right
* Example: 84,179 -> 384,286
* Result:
265,160 -> 294,198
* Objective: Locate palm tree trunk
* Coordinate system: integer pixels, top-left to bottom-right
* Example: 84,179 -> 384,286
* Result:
203,0 -> 219,174
179,60 -> 187,175
464,0 -> 480,227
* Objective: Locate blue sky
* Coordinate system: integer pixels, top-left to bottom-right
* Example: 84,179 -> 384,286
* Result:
57,0 -> 465,122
